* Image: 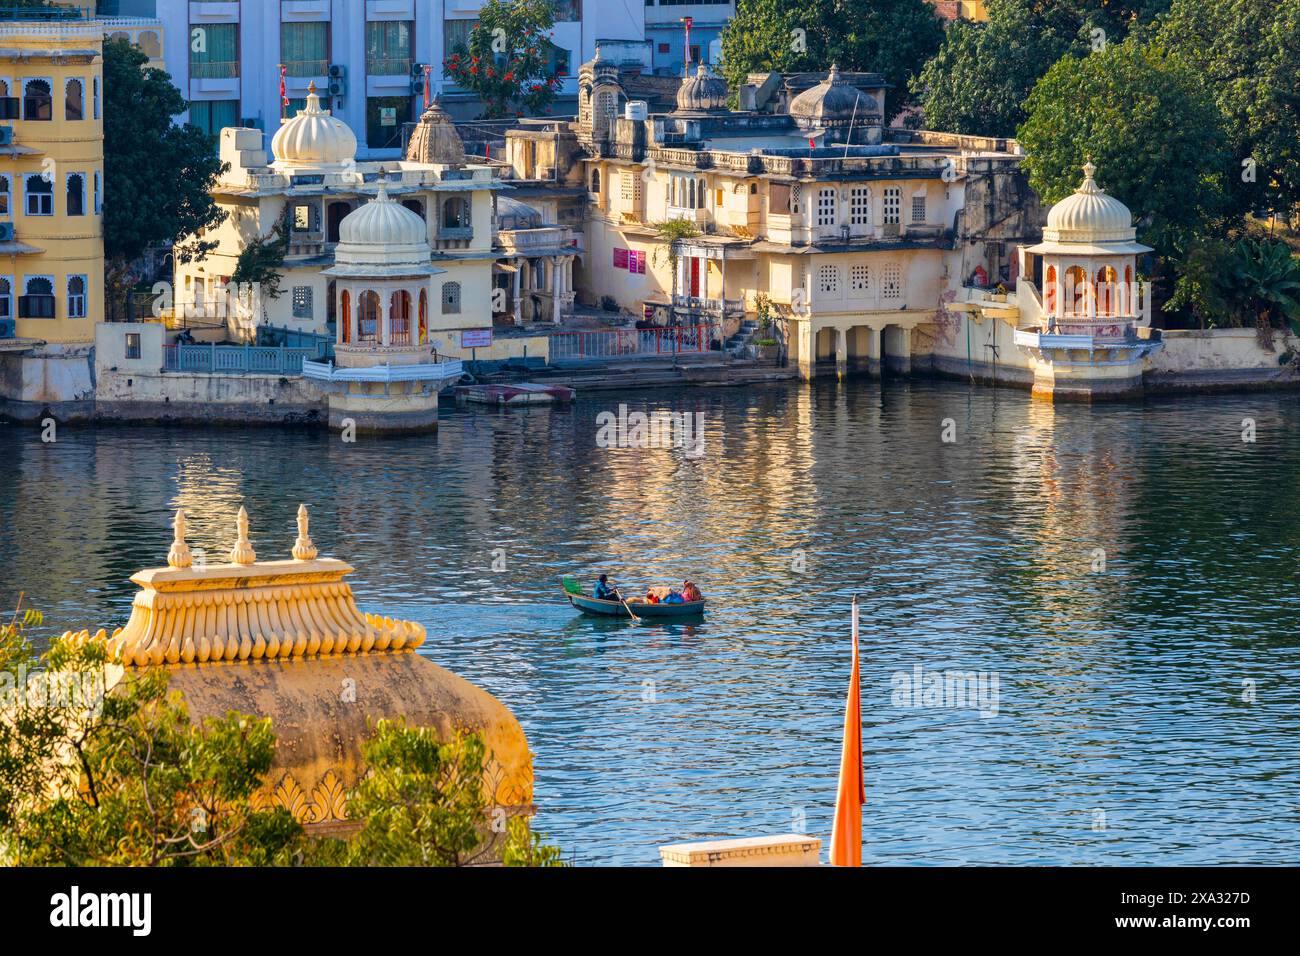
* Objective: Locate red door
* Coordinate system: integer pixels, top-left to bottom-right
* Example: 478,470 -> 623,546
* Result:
689,258 -> 701,298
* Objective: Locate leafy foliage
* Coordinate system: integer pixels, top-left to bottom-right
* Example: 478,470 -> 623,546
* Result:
231,209 -> 291,300
1154,0 -> 1300,219
913,0 -> 1171,137
719,0 -> 943,122
1016,38 -> 1227,259
442,0 -> 563,119
103,38 -> 227,267
344,720 -> 562,867
1,608 -> 561,867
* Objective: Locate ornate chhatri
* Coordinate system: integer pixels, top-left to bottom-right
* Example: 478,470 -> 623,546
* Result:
72,505 -> 426,668
58,504 -> 533,829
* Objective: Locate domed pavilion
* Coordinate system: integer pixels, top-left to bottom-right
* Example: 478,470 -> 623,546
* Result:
310,180 -> 464,431
1014,162 -> 1163,399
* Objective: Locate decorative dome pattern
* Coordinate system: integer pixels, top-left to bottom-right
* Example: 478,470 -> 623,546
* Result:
339,180 -> 427,248
404,98 -> 466,166
789,65 -> 874,123
271,83 -> 357,169
1043,162 -> 1136,244
675,63 -> 728,112
496,196 -> 542,231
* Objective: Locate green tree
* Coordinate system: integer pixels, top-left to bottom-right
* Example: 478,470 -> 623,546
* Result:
103,37 -> 227,320
1,619 -> 304,866
1154,0 -> 1300,220
913,0 -> 1171,137
231,208 -> 291,315
1016,38 -> 1227,259
2,608 -> 561,867
719,0 -> 944,122
442,0 -> 562,119
343,720 -> 562,867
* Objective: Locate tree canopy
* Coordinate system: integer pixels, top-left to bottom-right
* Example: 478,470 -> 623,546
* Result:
1016,38 -> 1227,259
719,0 -> 944,121
1154,0 -> 1300,219
442,0 -> 562,120
102,37 -> 226,270
913,0 -> 1171,137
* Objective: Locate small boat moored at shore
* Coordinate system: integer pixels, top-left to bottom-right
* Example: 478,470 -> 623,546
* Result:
454,383 -> 576,406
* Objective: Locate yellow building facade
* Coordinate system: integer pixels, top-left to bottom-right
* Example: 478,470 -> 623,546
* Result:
0,18 -> 104,344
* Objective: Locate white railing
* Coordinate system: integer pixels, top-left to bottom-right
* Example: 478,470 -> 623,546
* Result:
301,359 -> 463,384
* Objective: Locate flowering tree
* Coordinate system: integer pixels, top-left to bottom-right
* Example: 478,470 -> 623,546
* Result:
443,0 -> 563,119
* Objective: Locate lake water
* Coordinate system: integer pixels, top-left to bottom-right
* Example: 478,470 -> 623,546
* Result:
2,379 -> 1298,865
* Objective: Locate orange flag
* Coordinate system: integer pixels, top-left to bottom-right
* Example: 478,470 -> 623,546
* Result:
829,594 -> 865,866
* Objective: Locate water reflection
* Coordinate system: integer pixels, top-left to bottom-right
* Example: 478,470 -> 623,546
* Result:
2,379 -> 1298,865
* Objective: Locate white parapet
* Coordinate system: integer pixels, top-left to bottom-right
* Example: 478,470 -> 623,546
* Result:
659,834 -> 822,868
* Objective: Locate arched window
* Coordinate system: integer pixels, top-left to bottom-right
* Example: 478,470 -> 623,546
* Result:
390,290 -> 412,345
534,260 -> 547,292
1045,265 -> 1057,314
402,199 -> 425,220
1096,266 -> 1118,316
0,278 -> 11,319
20,276 -> 55,319
24,79 -> 51,121
590,168 -> 600,194
65,78 -> 84,121
139,31 -> 162,59
418,289 -> 428,344
441,281 -> 461,314
441,197 -> 469,229
66,173 -> 85,216
340,290 -> 351,344
1065,266 -> 1088,315
697,179 -> 706,210
67,275 -> 86,318
358,291 -> 380,342
24,174 -> 53,216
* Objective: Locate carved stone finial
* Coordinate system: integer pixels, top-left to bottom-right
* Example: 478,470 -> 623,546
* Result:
167,509 -> 193,569
307,80 -> 318,95
292,504 -> 318,561
230,506 -> 257,566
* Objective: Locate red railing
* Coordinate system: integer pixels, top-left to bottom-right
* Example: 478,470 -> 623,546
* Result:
548,325 -> 714,362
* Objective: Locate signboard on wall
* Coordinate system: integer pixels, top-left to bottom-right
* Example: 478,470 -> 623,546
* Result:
613,248 -> 629,269
380,107 -> 397,126
461,329 -> 493,349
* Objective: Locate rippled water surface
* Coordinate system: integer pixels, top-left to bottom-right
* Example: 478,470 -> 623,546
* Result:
3,379 -> 1299,865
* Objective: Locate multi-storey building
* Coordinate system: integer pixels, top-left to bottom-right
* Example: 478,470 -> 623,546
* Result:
129,1 -> 643,158
0,9 -> 111,418
644,1 -> 735,73
563,54 -> 1039,379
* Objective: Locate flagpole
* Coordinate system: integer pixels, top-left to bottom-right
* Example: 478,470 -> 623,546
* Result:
829,594 -> 865,866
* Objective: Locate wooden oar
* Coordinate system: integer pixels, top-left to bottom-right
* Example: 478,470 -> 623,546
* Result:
614,589 -> 642,623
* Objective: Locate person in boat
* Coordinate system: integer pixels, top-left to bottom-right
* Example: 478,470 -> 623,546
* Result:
682,581 -> 703,603
594,574 -> 619,601
644,589 -> 660,604
662,589 -> 685,604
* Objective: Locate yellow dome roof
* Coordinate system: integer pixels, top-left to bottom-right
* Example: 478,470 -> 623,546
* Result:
1043,162 -> 1135,244
271,83 -> 357,170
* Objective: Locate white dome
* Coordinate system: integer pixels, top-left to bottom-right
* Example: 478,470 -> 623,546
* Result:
271,84 -> 357,170
1043,162 -> 1135,244
327,180 -> 436,277
339,181 -> 427,247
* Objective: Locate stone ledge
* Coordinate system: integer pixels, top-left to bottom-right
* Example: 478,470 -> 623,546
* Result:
659,834 -> 822,867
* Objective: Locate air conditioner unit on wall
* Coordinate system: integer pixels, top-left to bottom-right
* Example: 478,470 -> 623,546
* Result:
0,125 -> 12,146
328,64 -> 346,79
0,222 -> 14,242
